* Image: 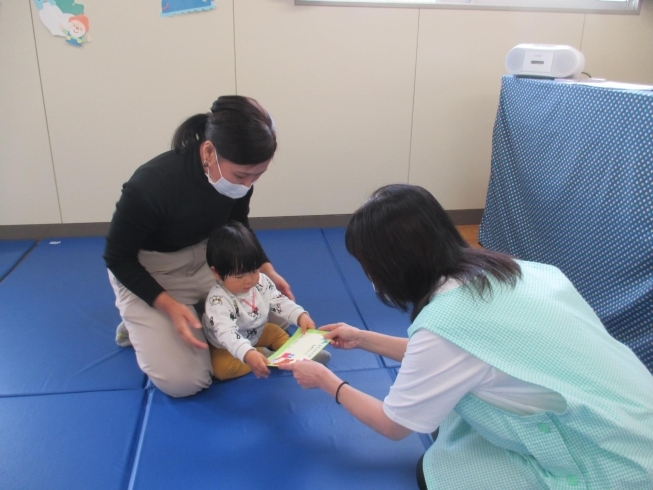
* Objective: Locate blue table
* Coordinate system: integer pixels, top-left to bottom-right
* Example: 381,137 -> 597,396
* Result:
479,75 -> 652,371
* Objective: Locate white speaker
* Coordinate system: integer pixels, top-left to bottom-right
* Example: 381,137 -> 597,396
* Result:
505,44 -> 585,79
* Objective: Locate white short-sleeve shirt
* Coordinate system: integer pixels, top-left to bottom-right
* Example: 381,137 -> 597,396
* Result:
383,281 -> 567,434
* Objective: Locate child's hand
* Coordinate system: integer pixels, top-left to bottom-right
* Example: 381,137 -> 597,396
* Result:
297,313 -> 316,334
244,350 -> 271,379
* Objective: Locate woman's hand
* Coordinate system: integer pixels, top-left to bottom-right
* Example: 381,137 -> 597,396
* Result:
259,262 -> 294,300
278,360 -> 336,390
320,323 -> 362,350
244,349 -> 271,379
297,313 -> 316,334
322,326 -> 407,361
154,292 -> 208,349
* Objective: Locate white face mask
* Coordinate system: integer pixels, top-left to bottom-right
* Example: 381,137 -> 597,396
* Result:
206,160 -> 252,199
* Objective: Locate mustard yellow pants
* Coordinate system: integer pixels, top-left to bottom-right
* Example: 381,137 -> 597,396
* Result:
210,323 -> 289,381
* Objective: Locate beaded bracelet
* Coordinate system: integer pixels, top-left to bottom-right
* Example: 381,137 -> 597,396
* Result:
335,381 -> 349,404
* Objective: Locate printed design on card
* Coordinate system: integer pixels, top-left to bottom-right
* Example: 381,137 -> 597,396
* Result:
267,330 -> 330,366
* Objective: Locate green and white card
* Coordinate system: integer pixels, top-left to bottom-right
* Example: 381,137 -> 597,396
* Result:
267,329 -> 330,366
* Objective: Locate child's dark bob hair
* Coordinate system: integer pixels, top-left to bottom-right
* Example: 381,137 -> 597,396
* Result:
206,221 -> 265,279
345,184 -> 521,321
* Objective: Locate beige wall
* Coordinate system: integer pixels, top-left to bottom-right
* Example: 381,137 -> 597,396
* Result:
1,1 -> 60,225
1,0 -> 652,225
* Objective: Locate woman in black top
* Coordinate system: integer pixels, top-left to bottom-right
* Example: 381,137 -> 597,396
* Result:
104,96 -> 291,397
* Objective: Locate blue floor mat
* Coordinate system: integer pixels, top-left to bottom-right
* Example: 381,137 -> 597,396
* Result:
257,229 -> 382,372
0,389 -> 145,490
0,239 -> 34,281
0,237 -> 145,396
130,368 -> 429,490
1,229 -> 427,489
323,228 -> 412,368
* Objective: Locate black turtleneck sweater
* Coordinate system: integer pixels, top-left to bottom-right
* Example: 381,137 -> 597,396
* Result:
103,149 -> 268,306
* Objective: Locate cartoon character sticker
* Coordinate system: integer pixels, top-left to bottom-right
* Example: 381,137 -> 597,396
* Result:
60,14 -> 91,46
34,0 -> 91,47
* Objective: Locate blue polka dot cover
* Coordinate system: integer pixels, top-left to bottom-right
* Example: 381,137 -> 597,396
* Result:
479,75 -> 653,372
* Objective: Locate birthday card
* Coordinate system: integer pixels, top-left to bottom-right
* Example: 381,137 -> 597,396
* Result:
267,329 -> 330,366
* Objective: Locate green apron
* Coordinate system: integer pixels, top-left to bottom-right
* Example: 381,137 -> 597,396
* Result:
409,261 -> 653,489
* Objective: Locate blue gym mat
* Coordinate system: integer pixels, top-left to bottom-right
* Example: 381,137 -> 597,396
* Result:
0,389 -> 146,490
323,228 -> 411,368
257,228 -> 383,372
129,368 -> 430,490
0,237 -> 145,396
1,229 -> 429,489
0,239 -> 34,281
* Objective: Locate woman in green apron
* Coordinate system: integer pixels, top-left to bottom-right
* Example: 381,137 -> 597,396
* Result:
281,184 -> 653,489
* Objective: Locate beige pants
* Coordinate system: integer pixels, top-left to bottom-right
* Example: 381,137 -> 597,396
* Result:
109,241 -> 214,397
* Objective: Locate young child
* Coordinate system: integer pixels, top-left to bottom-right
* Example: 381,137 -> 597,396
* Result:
202,221 -> 329,380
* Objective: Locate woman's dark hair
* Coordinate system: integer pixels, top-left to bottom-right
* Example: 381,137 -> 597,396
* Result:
345,184 -> 521,321
171,95 -> 277,165
206,221 -> 265,279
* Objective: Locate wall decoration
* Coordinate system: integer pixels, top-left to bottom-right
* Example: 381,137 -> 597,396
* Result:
161,0 -> 215,17
33,0 -> 91,47
60,14 -> 91,46
55,0 -> 84,15
34,0 -> 70,36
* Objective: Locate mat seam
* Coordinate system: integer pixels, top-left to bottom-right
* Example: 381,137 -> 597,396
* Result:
0,385 -> 146,399
0,240 -> 39,284
126,388 -> 155,490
